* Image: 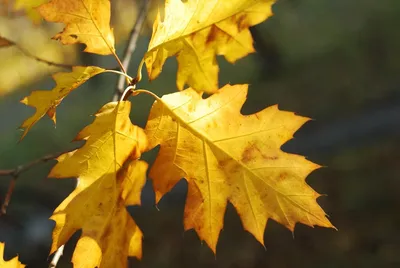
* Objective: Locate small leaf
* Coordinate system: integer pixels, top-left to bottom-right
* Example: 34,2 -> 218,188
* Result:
37,0 -> 115,55
0,242 -> 25,268
144,0 -> 275,93
19,66 -> 105,139
0,36 -> 15,48
49,101 -> 148,267
145,84 -> 334,253
13,0 -> 48,24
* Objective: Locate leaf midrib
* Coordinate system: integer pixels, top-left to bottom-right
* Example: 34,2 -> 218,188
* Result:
159,95 -> 325,223
80,0 -> 114,53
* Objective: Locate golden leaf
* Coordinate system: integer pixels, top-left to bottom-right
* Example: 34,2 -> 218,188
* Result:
143,0 -> 275,93
37,0 -> 115,55
145,84 -> 334,252
19,66 -> 105,139
13,0 -> 48,24
0,36 -> 14,47
0,242 -> 25,268
49,101 -> 148,268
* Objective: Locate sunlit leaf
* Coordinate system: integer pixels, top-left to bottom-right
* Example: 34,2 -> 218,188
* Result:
37,0 -> 115,55
19,66 -> 105,139
49,101 -> 148,267
145,84 -> 334,252
144,0 -> 275,93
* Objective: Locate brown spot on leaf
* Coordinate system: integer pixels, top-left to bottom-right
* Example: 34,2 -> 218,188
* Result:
241,143 -> 279,163
205,25 -> 219,45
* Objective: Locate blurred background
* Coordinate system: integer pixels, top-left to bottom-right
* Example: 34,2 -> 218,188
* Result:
0,0 -> 400,267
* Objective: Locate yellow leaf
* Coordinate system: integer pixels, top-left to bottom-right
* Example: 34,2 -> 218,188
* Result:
19,66 -> 105,139
145,84 -> 334,252
0,242 -> 25,268
144,0 -> 275,93
49,101 -> 148,268
13,0 -> 48,24
0,36 -> 14,47
37,0 -> 115,55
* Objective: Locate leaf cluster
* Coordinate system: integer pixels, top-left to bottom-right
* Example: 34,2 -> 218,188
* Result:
0,0 -> 334,267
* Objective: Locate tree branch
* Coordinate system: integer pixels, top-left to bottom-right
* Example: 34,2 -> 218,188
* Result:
0,148 -> 77,216
1,36 -> 75,69
113,0 -> 152,102
17,45 -> 75,69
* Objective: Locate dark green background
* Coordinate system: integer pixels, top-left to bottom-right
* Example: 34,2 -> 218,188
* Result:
1,0 -> 400,267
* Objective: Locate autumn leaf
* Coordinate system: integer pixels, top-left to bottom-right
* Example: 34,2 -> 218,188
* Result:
0,36 -> 14,47
143,0 -> 275,93
19,66 -> 105,139
13,0 -> 48,24
0,242 -> 25,268
37,0 -> 115,55
49,101 -> 148,268
145,84 -> 334,252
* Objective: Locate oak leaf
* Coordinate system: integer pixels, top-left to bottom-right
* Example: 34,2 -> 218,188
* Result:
13,0 -> 48,24
144,0 -> 275,93
0,36 -> 14,47
145,84 -> 334,252
49,101 -> 148,268
20,66 -> 105,139
37,0 -> 115,55
0,242 -> 25,268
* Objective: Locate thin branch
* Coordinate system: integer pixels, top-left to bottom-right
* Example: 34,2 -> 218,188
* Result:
0,37 -> 75,69
0,148 -> 77,216
16,45 -> 75,69
113,0 -> 152,102
49,239 -> 65,268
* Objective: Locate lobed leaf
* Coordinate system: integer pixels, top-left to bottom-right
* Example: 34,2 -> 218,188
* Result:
37,0 -> 115,55
49,101 -> 148,268
144,0 -> 275,93
19,66 -> 105,139
145,84 -> 334,252
0,242 -> 25,268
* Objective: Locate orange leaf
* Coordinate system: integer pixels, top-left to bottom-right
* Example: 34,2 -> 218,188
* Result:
37,0 -> 115,55
49,101 -> 148,267
145,84 -> 334,252
144,0 -> 275,93
0,242 -> 25,268
19,66 -> 105,139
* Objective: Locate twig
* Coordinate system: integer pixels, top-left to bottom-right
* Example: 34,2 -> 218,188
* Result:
49,243 -> 65,268
112,0 -> 152,102
1,36 -> 75,69
0,148 -> 76,216
16,45 -> 75,69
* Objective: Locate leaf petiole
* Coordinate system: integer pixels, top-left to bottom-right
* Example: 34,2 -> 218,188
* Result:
104,69 -> 133,82
134,89 -> 162,102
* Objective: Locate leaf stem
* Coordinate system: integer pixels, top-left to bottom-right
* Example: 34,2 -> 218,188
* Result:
111,50 -> 127,74
120,85 -> 136,102
134,89 -> 162,102
49,245 -> 65,268
104,69 -> 133,81
113,0 -> 152,101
